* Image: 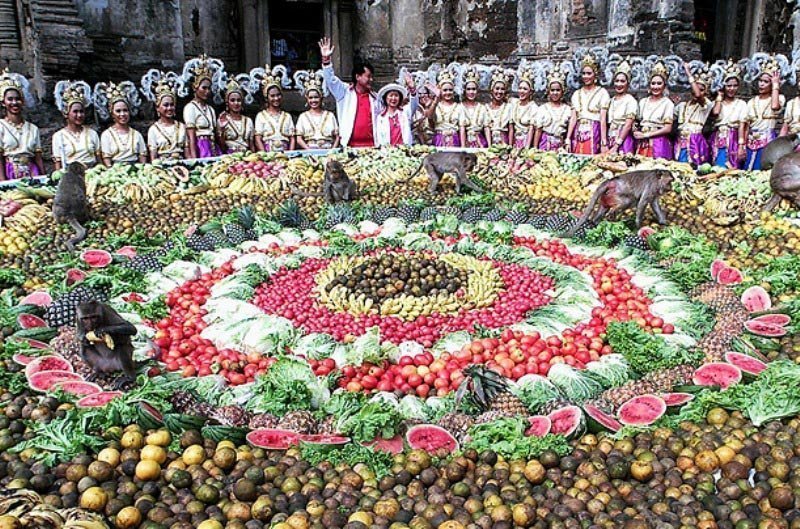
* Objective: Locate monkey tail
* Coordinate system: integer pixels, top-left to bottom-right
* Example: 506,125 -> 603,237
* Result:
66,217 -> 87,251
403,162 -> 425,184
567,182 -> 605,236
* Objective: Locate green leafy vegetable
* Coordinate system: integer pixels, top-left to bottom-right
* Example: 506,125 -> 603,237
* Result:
300,442 -> 393,479
247,357 -> 330,415
465,418 -> 571,460
606,321 -> 702,375
583,221 -> 631,247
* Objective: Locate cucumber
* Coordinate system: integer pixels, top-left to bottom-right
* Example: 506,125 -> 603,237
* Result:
202,425 -> 248,445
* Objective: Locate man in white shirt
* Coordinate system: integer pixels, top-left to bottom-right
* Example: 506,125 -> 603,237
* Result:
318,37 -> 382,147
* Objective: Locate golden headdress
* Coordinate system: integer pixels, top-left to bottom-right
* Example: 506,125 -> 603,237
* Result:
693,68 -> 712,88
517,67 -> 535,89
0,69 -> 26,101
614,58 -> 633,81
722,59 -> 742,81
462,65 -> 481,88
92,80 -> 141,120
649,61 -> 670,82
140,69 -> 181,105
189,54 -> 214,88
490,68 -> 509,89
437,69 -> 456,88
581,52 -> 600,74
54,80 -> 92,115
758,56 -> 780,78
547,64 -> 567,88
250,64 -> 290,96
293,69 -> 325,96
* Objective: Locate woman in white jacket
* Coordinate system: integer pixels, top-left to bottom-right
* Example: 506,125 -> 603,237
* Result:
375,74 -> 419,147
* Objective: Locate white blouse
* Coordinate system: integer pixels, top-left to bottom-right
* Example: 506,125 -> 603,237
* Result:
534,103 -> 572,137
219,115 -> 255,153
607,94 -> 638,138
0,120 -> 41,160
295,110 -> 338,148
100,127 -> 147,163
255,110 -> 295,149
571,86 -> 611,122
183,101 -> 217,137
147,121 -> 187,159
51,127 -> 100,166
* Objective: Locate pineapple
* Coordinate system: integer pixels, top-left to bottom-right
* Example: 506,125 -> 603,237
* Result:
457,365 -> 529,423
277,200 -> 307,228
122,253 -> 163,273
527,214 -> 548,229
459,205 -> 483,224
482,208 -> 505,222
397,201 -> 421,223
316,415 -> 340,435
544,214 -> 569,233
419,206 -> 438,222
249,413 -> 279,429
536,397 -> 574,416
224,206 -> 257,244
439,205 -> 460,217
689,282 -> 740,313
372,206 -> 398,225
503,208 -> 528,225
209,405 -> 251,427
278,410 -> 317,434
186,233 -> 214,251
199,219 -> 230,249
324,203 -> 357,228
599,364 -> 694,409
45,286 -> 108,328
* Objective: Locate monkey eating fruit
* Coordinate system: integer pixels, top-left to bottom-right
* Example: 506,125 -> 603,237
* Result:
765,152 -> 800,210
292,158 -> 357,203
76,300 -> 137,389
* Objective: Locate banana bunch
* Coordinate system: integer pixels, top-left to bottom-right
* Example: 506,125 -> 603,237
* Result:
380,291 -> 460,319
318,284 -> 350,312
699,196 -> 741,226
225,176 -> 282,195
3,203 -> 48,231
0,189 -> 38,204
440,253 -> 502,308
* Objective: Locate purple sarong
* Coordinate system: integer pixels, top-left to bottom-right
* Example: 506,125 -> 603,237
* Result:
710,129 -> 742,169
745,130 -> 777,170
572,120 -> 602,154
675,133 -> 710,165
538,133 -> 564,151
196,136 -> 220,159
637,136 -> 673,160
465,132 -> 488,148
4,161 -> 40,180
433,132 -> 460,147
608,134 -> 635,154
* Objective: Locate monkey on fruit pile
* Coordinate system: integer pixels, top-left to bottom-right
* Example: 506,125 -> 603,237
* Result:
408,151 -> 482,194
761,134 -> 800,171
291,159 -> 357,203
568,169 -> 674,235
52,162 -> 89,251
76,300 -> 137,389
765,152 -> 800,210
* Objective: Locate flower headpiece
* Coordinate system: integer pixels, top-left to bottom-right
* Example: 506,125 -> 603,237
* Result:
517,65 -> 535,90
614,58 -> 633,81
249,64 -> 291,96
213,72 -> 256,105
140,70 -> 180,106
649,60 -> 670,82
759,56 -> 781,77
437,69 -> 456,89
179,55 -> 224,95
581,52 -> 600,74
489,67 -> 510,89
462,64 -> 481,88
92,81 -> 141,121
546,64 -> 567,88
722,59 -> 742,81
0,69 -> 34,106
54,80 -> 92,116
293,70 -> 327,97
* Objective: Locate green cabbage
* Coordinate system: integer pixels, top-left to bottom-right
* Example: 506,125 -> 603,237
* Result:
293,333 -> 337,360
511,374 -> 562,411
585,354 -> 633,388
547,363 -> 604,402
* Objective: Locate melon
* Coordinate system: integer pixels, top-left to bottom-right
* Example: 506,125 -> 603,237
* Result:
716,266 -> 743,286
525,415 -> 552,437
617,395 -> 667,426
744,320 -> 787,337
741,286 -> 772,312
583,404 -> 622,433
405,424 -> 459,453
637,227 -> 655,239
136,401 -> 164,429
246,428 -> 302,450
747,314 -> 790,327
27,370 -> 83,392
20,291 -> 52,308
17,314 -> 47,330
53,380 -> 102,397
724,351 -> 767,376
692,362 -> 742,389
17,338 -> 49,349
661,393 -> 695,406
547,406 -> 585,439
299,434 -> 351,446
115,246 -> 137,259
12,353 -> 36,365
710,259 -> 728,280
65,268 -> 87,286
76,391 -> 123,408
80,249 -> 113,268
364,435 -> 405,455
24,355 -> 72,378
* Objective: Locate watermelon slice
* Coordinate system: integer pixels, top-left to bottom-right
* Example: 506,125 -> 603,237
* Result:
747,314 -> 790,327
710,259 -> 728,281
17,314 -> 47,330
27,370 -> 83,392
547,406 -> 585,439
583,404 -> 622,433
65,268 -> 87,286
716,266 -> 743,286
661,393 -> 695,406
80,250 -> 113,268
25,355 -> 72,378
76,391 -> 123,408
744,320 -> 787,337
637,227 -> 655,239
12,353 -> 37,365
16,338 -> 49,349
299,434 -> 351,446
53,380 -> 102,397
617,395 -> 667,426
115,246 -> 137,259
692,362 -> 742,389
20,291 -> 52,308
246,428 -> 302,450
525,415 -> 552,437
724,351 -> 767,376
405,424 -> 459,453
741,286 -> 772,313
364,435 -> 404,454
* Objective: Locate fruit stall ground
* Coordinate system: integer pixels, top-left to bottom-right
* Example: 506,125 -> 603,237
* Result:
0,146 -> 799,529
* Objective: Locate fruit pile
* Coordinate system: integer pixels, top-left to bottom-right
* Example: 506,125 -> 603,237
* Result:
0,147 -> 798,529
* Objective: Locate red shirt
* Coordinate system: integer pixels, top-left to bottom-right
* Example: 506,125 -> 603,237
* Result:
388,112 -> 403,146
349,90 -> 375,147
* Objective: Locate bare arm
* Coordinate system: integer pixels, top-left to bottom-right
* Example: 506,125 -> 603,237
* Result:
254,135 -> 266,152
296,136 -> 309,150
599,108 -> 609,153
0,155 -> 6,180
533,128 -> 542,149
34,152 -> 45,175
186,128 -> 198,159
566,109 -> 577,152
771,72 -> 782,111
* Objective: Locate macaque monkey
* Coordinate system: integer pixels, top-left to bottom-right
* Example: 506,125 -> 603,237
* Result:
409,152 -> 481,193
52,162 -> 89,251
568,169 -> 674,234
292,159 -> 357,203
76,300 -> 137,389
765,152 -> 800,210
761,134 -> 800,171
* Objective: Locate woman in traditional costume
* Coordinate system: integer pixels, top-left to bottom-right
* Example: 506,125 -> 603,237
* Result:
567,52 -> 610,154
375,72 -> 418,147
94,81 -> 147,167
51,80 -> 100,171
413,86 -> 435,146
253,65 -> 295,152
294,70 -> 339,149
216,74 -> 256,153
674,63 -> 713,166
606,58 -> 637,154
181,55 -> 222,159
141,70 -> 187,161
533,64 -> 572,151
0,69 -> 43,180
430,68 -> 465,147
486,67 -> 513,146
511,64 -> 538,149
709,60 -> 748,168
744,55 -> 785,170
459,64 -> 490,148
634,60 -> 674,159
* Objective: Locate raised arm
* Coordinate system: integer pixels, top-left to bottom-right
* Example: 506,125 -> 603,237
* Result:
319,37 -> 347,102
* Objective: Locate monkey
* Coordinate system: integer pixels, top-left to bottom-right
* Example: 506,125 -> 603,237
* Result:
568,169 -> 674,235
291,159 -> 357,203
765,151 -> 800,210
761,134 -> 800,171
76,300 -> 138,389
407,152 -> 482,194
52,162 -> 89,251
